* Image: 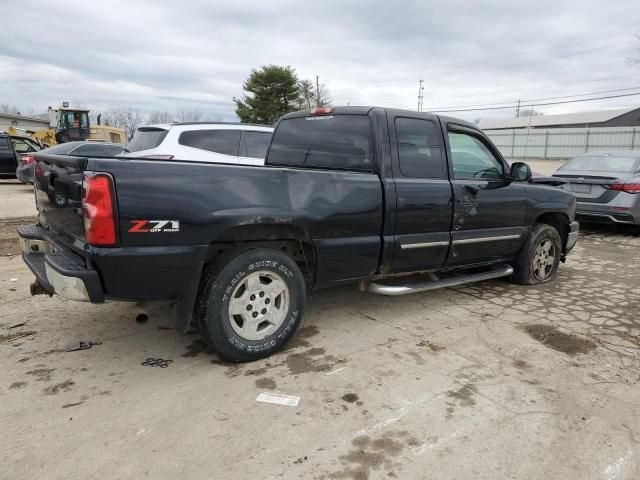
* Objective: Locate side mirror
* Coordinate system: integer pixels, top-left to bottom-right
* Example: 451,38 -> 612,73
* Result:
510,162 -> 532,182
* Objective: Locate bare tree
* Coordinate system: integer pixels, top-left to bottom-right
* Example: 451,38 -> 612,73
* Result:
176,108 -> 203,122
0,104 -> 20,114
296,80 -> 315,109
103,108 -> 143,139
296,79 -> 332,109
148,110 -> 174,124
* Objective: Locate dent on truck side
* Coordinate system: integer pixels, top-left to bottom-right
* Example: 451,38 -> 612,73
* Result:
89,157 -> 384,291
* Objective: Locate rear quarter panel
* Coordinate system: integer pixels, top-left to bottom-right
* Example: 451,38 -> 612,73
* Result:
88,158 -> 384,288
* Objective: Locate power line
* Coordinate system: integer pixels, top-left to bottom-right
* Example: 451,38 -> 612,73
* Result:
430,91 -> 640,113
426,86 -> 640,111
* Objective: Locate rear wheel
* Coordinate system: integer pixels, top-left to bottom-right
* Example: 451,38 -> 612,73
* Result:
197,247 -> 306,362
510,223 -> 562,285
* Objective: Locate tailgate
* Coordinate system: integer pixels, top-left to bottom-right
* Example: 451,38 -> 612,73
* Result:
34,153 -> 87,242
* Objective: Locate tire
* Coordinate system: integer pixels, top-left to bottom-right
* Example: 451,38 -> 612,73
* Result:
197,247 -> 306,362
510,223 -> 562,285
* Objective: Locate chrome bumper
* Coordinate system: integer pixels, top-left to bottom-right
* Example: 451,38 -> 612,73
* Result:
18,225 -> 104,303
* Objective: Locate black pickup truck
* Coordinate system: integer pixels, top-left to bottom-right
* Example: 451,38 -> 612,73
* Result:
19,107 -> 579,361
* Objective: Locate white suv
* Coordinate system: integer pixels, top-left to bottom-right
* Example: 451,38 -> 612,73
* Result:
124,123 -> 273,165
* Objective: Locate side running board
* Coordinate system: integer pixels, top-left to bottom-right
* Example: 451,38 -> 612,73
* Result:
366,264 -> 514,296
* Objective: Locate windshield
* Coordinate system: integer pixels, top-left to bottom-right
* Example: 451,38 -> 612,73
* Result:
559,155 -> 639,173
127,128 -> 169,152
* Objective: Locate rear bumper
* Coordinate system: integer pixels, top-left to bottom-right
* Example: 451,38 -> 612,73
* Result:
576,212 -> 636,224
18,225 -> 104,302
576,201 -> 637,225
18,224 -> 208,304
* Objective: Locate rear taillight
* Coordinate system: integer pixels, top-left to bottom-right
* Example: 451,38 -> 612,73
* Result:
604,182 -> 640,194
21,154 -> 35,165
82,172 -> 117,245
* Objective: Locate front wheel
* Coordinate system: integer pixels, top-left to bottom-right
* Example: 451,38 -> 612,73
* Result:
197,247 -> 306,362
510,223 -> 562,285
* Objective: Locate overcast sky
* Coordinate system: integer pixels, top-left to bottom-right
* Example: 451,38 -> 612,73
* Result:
1,0 -> 639,122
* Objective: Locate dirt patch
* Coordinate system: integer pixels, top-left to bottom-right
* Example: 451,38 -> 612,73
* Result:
244,366 -> 268,376
513,359 -> 531,370
43,380 -> 75,395
26,368 -> 55,382
341,393 -> 359,403
521,324 -> 597,356
0,216 -> 36,256
9,381 -> 27,389
1,331 -> 37,343
416,340 -> 446,352
286,347 -> 339,375
255,377 -> 277,390
182,339 -> 209,358
329,431 -> 421,480
285,324 -> 320,350
446,384 -> 477,407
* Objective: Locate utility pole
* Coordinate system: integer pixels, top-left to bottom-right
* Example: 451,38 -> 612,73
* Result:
417,79 -> 424,112
516,99 -> 521,118
316,75 -> 320,107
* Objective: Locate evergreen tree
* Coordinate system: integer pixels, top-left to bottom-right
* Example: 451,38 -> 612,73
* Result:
234,65 -> 301,124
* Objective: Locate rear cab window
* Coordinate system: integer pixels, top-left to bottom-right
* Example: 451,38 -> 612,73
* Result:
0,137 -> 11,150
127,128 -> 169,152
178,130 -> 241,156
267,114 -> 373,172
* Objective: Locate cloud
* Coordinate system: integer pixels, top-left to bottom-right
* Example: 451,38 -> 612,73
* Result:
0,0 -> 638,122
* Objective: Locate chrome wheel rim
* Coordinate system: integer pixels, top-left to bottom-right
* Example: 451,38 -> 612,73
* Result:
532,239 -> 556,281
228,270 -> 289,341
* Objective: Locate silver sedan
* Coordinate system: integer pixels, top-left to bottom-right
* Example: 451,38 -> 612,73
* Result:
553,150 -> 640,225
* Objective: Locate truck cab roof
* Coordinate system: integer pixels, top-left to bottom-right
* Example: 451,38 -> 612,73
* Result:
280,106 -> 480,131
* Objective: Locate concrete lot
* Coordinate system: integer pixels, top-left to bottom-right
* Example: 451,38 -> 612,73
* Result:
1,163 -> 639,480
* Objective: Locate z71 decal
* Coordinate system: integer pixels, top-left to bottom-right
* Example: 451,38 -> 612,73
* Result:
128,220 -> 180,233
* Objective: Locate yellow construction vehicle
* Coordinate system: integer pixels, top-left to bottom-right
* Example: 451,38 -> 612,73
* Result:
7,103 -> 126,147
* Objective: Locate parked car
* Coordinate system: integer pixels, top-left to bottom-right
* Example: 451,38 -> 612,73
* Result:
553,150 -> 640,225
122,122 -> 273,164
0,133 -> 42,179
19,106 -> 578,362
16,141 -> 127,184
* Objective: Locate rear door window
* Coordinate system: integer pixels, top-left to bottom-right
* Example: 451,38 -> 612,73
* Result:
395,118 -> 444,178
267,115 -> 372,172
242,131 -> 271,158
178,130 -> 241,156
0,137 -> 10,150
127,128 -> 169,152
